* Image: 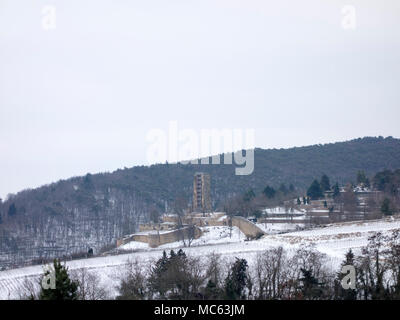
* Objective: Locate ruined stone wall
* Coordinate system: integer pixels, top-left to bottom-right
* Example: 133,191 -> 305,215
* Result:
117,226 -> 203,248
259,219 -> 305,223
117,213 -> 263,248
204,219 -> 226,227
132,234 -> 151,243
148,227 -> 203,248
231,216 -> 265,239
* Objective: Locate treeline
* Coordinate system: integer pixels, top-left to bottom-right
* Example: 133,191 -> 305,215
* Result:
217,167 -> 400,221
0,177 -> 148,270
372,169 -> 400,215
304,169 -> 400,217
220,183 -> 299,218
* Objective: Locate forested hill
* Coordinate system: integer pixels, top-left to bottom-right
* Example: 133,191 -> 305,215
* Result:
1,136 -> 400,268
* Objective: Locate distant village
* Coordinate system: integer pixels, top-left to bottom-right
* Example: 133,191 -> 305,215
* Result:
116,171 -> 394,250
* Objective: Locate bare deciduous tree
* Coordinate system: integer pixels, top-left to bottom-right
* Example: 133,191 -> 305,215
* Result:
71,268 -> 110,300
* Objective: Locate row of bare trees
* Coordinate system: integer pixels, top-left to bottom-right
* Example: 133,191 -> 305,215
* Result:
18,267 -> 111,300
0,187 -> 148,269
114,245 -> 334,300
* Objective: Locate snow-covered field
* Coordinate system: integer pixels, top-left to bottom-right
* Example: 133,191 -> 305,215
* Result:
263,207 -> 306,214
256,222 -> 306,234
1,217 -> 400,299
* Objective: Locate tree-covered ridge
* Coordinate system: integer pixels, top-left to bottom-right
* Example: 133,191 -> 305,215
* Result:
4,136 -> 399,211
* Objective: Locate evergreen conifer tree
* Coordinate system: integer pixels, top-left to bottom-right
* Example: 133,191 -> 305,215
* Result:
307,180 -> 324,200
278,184 -> 288,195
298,268 -> 324,299
39,259 -> 78,300
320,174 -> 331,192
8,203 -> 16,216
334,249 -> 357,300
333,183 -> 340,198
263,186 -> 276,199
381,198 -> 393,216
224,258 -> 249,300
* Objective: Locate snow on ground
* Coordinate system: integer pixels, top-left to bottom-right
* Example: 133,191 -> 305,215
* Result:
1,217 -> 400,299
263,207 -> 304,214
310,209 -> 330,213
118,240 -> 149,250
181,226 -> 246,247
217,215 -> 227,221
256,222 -> 306,234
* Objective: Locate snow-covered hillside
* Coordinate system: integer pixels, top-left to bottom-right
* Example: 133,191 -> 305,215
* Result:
1,217 -> 400,299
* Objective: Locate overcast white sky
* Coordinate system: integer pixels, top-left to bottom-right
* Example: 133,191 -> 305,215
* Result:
0,0 -> 399,198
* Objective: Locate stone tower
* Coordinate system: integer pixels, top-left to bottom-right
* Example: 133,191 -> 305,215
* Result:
193,172 -> 211,212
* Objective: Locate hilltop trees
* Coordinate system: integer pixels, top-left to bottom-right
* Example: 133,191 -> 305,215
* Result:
381,198 -> 393,216
263,186 -> 276,199
303,169 -> 400,219
306,174 -> 333,200
243,189 -> 256,202
223,183 -> 299,221
262,183 -> 296,201
373,169 -> 400,195
8,203 -> 16,216
320,174 -> 331,192
278,184 -> 288,195
307,180 -> 324,200
372,169 -> 400,216
357,170 -> 370,187
333,183 -> 340,199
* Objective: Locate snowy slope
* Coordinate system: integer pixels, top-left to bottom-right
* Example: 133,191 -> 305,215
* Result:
1,217 -> 400,299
